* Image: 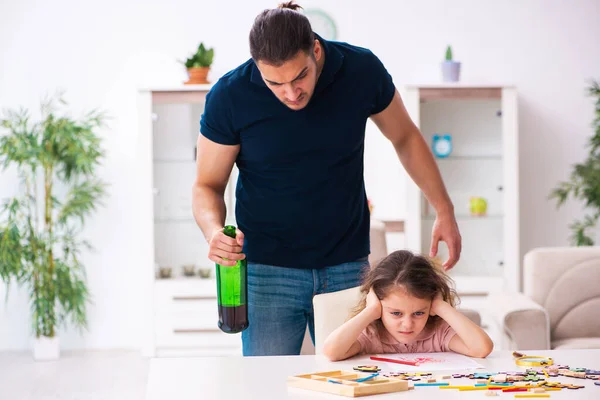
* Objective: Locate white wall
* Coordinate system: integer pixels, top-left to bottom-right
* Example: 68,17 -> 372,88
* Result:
1,0 -> 599,350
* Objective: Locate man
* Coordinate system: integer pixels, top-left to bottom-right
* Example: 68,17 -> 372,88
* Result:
192,2 -> 461,356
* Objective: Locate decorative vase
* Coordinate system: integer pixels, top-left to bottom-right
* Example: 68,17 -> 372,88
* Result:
159,266 -> 172,279
198,267 -> 212,279
185,67 -> 210,85
182,264 -> 196,277
33,336 -> 60,361
441,61 -> 461,82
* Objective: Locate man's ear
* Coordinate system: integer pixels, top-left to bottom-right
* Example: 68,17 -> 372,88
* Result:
313,39 -> 322,61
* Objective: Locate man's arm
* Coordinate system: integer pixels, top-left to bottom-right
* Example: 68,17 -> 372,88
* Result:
370,90 -> 462,270
192,134 -> 244,266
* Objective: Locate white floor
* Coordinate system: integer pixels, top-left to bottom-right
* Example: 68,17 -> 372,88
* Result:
0,350 -> 149,400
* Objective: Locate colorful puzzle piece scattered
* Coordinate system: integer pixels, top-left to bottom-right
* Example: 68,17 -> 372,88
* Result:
586,369 -> 600,375
349,360 -> 600,395
473,372 -> 494,379
353,365 -> 381,372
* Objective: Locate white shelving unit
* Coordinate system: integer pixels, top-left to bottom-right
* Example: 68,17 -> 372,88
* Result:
137,85 -> 241,357
400,84 -> 519,349
401,85 -> 519,340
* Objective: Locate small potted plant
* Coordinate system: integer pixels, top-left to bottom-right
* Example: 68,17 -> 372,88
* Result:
181,42 -> 214,85
441,45 -> 461,83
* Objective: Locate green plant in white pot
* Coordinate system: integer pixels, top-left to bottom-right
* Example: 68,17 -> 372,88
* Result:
0,94 -> 108,360
441,45 -> 461,83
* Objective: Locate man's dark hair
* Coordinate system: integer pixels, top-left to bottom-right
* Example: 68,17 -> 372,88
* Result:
249,2 -> 315,66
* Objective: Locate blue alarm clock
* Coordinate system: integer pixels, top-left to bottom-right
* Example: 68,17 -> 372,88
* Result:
432,134 -> 452,158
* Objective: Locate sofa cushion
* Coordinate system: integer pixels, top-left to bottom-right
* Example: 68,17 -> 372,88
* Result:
552,337 -> 600,349
524,248 -> 600,341
458,308 -> 481,327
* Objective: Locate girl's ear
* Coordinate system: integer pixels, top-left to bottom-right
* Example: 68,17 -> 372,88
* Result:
429,301 -> 437,317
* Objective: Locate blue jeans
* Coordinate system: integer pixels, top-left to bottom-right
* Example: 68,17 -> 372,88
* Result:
241,257 -> 369,356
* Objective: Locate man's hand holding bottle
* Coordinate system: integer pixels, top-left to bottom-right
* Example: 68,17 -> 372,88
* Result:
208,227 -> 246,267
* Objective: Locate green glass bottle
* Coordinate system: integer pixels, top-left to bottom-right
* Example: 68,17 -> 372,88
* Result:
216,225 -> 249,334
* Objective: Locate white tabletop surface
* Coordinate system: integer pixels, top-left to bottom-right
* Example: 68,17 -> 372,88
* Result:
146,349 -> 600,400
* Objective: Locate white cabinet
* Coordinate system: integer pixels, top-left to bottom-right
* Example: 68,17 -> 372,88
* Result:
137,86 -> 241,357
153,280 -> 242,357
402,85 -> 520,296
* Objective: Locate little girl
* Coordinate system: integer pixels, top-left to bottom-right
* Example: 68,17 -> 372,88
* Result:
322,250 -> 493,361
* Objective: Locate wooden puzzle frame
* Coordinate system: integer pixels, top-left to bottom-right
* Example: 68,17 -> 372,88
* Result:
287,370 -> 409,397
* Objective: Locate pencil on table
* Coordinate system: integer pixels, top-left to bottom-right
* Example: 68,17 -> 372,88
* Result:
369,356 -> 420,366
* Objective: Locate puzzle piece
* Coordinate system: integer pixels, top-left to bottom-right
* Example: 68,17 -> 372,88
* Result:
540,382 -> 558,388
562,371 -> 587,379
524,375 -> 544,382
558,369 -> 573,379
472,373 -> 494,379
400,372 -> 431,377
353,365 -> 381,372
540,381 -> 584,389
381,372 -> 422,382
586,369 -> 600,375
564,383 -> 585,389
382,372 -> 406,378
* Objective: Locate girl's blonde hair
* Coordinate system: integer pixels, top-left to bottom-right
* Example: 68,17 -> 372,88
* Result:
350,250 -> 458,333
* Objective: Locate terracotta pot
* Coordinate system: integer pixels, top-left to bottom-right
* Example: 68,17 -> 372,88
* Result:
185,67 -> 210,84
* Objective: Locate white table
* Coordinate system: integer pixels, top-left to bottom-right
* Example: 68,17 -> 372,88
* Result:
145,349 -> 600,399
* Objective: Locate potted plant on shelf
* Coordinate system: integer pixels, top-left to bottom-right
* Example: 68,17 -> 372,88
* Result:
0,93 -> 108,360
181,42 -> 214,85
550,79 -> 600,245
441,45 -> 461,83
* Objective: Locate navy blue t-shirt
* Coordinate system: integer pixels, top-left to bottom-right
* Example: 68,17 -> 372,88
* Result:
200,35 -> 395,269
